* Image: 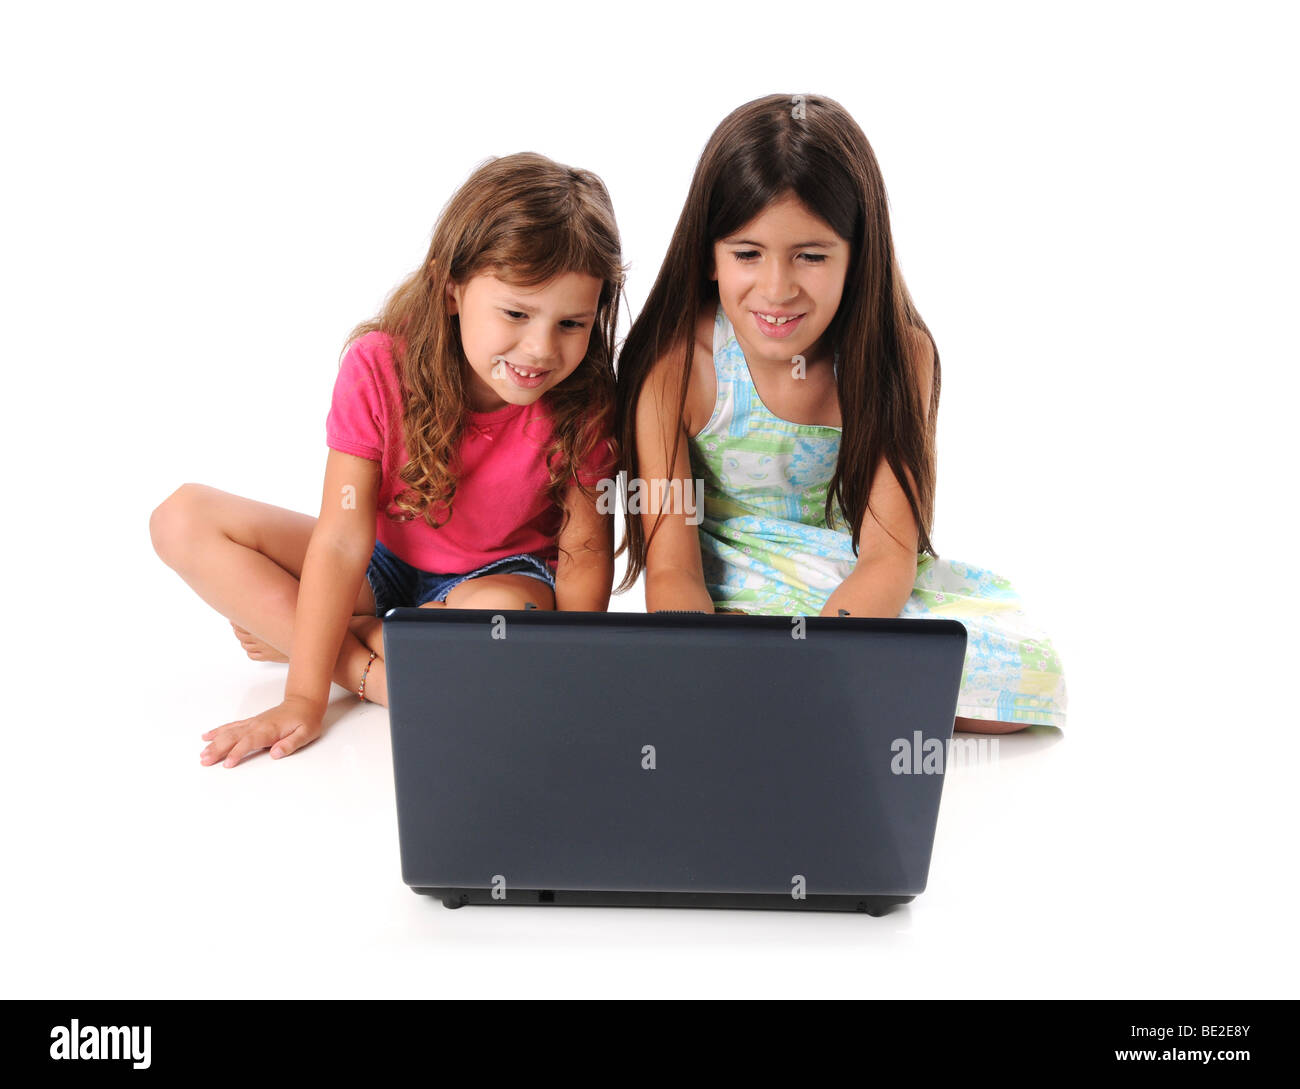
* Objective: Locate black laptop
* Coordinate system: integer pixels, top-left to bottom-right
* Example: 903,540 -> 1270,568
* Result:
381,608 -> 966,915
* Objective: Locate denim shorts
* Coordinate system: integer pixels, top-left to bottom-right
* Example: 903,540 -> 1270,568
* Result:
366,539 -> 556,616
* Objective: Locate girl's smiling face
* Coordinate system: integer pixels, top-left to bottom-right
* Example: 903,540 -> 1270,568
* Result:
447,270 -> 603,412
711,192 -> 849,368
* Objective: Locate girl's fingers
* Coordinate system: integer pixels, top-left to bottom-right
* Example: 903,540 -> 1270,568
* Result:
202,718 -> 248,741
223,717 -> 301,766
270,723 -> 313,760
201,724 -> 246,760
221,734 -> 263,768
200,735 -> 236,765
200,713 -> 317,766
203,720 -> 266,766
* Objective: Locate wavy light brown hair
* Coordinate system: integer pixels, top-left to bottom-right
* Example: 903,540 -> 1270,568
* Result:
345,152 -> 624,549
613,94 -> 940,593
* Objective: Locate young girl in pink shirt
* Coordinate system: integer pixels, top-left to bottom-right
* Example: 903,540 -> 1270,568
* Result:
151,153 -> 623,767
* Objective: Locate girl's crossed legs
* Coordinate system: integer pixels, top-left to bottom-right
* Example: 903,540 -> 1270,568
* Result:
149,484 -> 554,716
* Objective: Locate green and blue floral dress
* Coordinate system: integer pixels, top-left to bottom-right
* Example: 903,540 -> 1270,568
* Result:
685,303 -> 1068,729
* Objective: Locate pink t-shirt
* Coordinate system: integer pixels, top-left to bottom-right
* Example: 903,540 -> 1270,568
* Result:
325,330 -> 615,574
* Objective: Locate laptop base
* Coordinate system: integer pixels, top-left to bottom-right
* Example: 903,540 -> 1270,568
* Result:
415,887 -> 914,917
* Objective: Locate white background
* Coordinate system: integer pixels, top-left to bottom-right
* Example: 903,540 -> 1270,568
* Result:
1,0 -> 1296,997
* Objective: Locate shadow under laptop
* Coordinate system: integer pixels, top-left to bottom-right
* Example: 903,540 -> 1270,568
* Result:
394,895 -> 925,949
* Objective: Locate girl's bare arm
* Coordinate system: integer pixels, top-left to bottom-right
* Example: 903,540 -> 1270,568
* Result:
823,331 -> 935,619
200,450 -> 380,766
637,350 -> 716,613
283,450 -> 382,708
553,480 -> 614,612
820,453 -> 920,618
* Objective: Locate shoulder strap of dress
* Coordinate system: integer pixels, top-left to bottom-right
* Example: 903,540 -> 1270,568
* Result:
712,300 -> 729,363
691,301 -> 733,440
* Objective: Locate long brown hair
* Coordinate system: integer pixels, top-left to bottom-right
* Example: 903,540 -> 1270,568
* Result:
613,94 -> 940,594
345,152 -> 625,550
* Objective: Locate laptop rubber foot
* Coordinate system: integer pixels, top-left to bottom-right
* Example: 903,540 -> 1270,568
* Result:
856,895 -> 914,917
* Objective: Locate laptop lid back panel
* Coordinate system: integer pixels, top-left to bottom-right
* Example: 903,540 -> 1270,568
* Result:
383,611 -> 966,899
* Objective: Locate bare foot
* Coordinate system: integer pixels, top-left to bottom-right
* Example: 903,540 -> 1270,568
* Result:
231,622 -> 288,662
232,616 -> 383,664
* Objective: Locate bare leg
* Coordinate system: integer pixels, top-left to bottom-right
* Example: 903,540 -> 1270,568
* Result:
150,483 -> 383,698
954,717 -> 1029,734
346,614 -> 387,705
440,573 -> 556,611
345,575 -> 552,707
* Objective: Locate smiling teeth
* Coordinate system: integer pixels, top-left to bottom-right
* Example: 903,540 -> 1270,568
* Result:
509,363 -> 544,377
760,314 -> 797,325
